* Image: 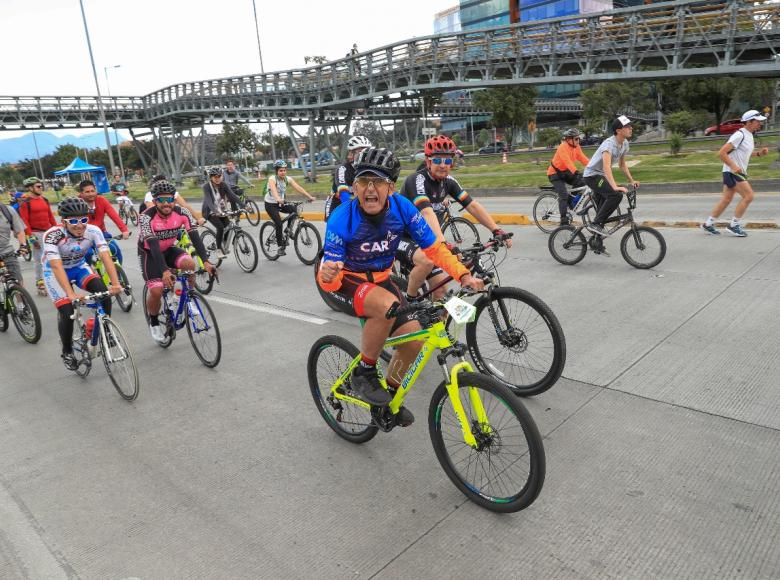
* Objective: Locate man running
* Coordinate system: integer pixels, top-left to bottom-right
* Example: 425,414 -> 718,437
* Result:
318,147 -> 482,417
701,110 -> 769,237
324,135 -> 372,221
41,197 -> 122,370
17,177 -> 57,295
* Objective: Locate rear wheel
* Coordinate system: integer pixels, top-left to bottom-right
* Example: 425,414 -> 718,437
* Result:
244,199 -> 261,226
548,225 -> 587,266
294,222 -> 322,265
466,287 -> 566,396
621,225 -> 666,269
259,222 -> 281,261
308,335 -> 378,443
115,266 -> 133,313
8,284 -> 41,343
429,372 -> 545,512
233,230 -> 259,273
128,207 -> 139,226
443,216 -> 480,249
99,317 -> 139,401
200,229 -> 222,267
186,292 -> 221,368
533,192 -> 567,234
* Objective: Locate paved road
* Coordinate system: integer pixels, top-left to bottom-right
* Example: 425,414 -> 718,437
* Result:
1,225 -> 779,579
185,192 -> 780,224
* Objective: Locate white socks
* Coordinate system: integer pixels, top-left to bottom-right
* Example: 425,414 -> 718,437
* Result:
730,217 -> 740,227
705,216 -> 716,227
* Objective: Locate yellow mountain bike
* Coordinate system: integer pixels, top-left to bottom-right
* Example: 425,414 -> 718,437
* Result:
177,227 -> 217,294
308,297 -> 546,513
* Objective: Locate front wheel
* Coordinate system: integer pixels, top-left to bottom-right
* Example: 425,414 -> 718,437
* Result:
8,283 -> 42,343
294,222 -> 322,265
620,225 -> 666,269
244,200 -> 261,226
100,317 -> 139,401
115,265 -> 133,313
186,292 -> 221,368
429,372 -> 545,512
233,230 -> 259,273
258,221 -> 281,261
308,335 -> 378,443
466,287 -> 566,396
128,207 -> 139,227
548,225 -> 587,266
443,216 -> 480,248
533,192 -> 566,234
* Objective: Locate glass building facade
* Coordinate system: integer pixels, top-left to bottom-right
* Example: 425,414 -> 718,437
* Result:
459,0 -> 511,30
434,6 -> 462,34
519,0 -> 612,22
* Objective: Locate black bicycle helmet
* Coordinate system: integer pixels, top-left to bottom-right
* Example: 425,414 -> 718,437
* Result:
150,180 -> 177,197
353,147 -> 401,182
151,174 -> 167,183
58,196 -> 90,217
207,166 -> 223,177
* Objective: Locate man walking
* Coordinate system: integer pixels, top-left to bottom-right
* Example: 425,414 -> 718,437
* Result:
701,110 -> 769,237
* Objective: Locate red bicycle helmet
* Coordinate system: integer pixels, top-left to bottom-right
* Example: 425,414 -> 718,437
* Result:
424,135 -> 457,157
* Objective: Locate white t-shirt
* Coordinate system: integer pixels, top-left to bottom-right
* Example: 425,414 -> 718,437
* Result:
722,129 -> 754,174
144,190 -> 182,204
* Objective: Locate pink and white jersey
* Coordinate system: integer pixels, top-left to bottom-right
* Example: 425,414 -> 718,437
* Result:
42,224 -> 108,268
138,206 -> 196,252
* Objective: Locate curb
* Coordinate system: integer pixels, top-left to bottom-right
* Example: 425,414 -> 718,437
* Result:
196,211 -> 778,230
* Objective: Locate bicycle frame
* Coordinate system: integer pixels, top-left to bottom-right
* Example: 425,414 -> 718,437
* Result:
330,319 -> 489,448
162,274 -> 210,333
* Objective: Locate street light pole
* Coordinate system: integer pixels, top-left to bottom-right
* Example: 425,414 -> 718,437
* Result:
104,64 -> 126,179
79,0 -> 116,177
251,0 -> 277,161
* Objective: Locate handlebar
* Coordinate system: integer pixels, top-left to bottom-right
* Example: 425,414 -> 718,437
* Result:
71,290 -> 112,306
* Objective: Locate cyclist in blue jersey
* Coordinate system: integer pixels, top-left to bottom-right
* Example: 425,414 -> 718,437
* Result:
318,148 -> 483,417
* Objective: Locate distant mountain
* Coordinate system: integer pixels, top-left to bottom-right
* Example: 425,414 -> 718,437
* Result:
0,131 -> 128,164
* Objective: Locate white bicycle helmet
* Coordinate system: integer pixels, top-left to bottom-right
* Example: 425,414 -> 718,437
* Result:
347,135 -> 372,151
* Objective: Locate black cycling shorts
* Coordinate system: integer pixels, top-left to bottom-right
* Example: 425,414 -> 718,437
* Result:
323,273 -> 416,333
138,246 -> 189,288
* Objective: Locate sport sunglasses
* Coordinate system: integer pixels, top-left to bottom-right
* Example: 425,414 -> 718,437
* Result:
154,196 -> 176,203
430,157 -> 454,166
65,217 -> 89,225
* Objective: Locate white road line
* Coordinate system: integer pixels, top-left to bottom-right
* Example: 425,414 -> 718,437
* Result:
205,295 -> 329,325
0,479 -> 70,580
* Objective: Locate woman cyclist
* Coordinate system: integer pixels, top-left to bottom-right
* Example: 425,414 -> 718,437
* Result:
264,161 -> 315,256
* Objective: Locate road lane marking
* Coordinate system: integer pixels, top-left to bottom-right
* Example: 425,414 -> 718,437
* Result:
205,295 -> 328,325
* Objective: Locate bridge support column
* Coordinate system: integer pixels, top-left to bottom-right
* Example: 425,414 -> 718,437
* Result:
308,116 -> 317,182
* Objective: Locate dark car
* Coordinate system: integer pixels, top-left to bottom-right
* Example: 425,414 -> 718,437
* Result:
478,141 -> 508,154
579,134 -> 604,146
705,119 -> 744,136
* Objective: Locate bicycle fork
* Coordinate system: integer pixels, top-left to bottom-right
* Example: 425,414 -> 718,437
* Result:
442,361 -> 490,448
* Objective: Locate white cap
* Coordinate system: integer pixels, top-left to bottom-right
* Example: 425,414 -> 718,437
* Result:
741,109 -> 767,122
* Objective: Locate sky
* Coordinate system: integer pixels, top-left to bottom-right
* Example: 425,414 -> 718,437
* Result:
0,0 -> 456,141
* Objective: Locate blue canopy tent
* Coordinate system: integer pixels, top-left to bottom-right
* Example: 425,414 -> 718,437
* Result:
54,157 -> 109,194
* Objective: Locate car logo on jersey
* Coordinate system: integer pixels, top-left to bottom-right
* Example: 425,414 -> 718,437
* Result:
360,240 -> 390,252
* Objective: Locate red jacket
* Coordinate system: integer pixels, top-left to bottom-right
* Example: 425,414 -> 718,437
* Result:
87,195 -> 128,234
18,195 -> 57,235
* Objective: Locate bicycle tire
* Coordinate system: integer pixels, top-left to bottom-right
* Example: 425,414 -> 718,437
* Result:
233,230 -> 259,273
115,266 -> 133,313
258,222 -> 281,261
308,335 -> 379,443
8,283 -> 41,344
71,323 -> 92,377
443,216 -> 481,248
99,317 -> 139,401
200,229 -> 222,268
141,284 -> 174,348
312,256 -> 343,312
532,192 -> 563,234
186,292 -> 221,368
548,225 -> 587,265
129,207 -> 139,227
466,287 -> 566,396
294,222 -> 322,265
620,225 -> 666,269
245,200 -> 261,226
194,270 -> 215,295
428,372 -> 545,513
0,301 -> 7,332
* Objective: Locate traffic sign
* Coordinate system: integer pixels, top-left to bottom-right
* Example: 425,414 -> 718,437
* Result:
421,128 -> 437,136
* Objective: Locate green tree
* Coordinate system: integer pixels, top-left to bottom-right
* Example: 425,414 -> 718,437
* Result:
669,133 -> 683,156
673,78 -> 774,127
537,127 -> 562,149
664,111 -> 697,136
216,123 -> 259,158
472,86 -> 538,147
477,128 -> 490,147
581,82 -> 654,127
0,163 -> 23,187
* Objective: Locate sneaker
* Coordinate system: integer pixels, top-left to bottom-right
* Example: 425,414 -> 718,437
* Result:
395,405 -> 415,427
726,224 -> 747,237
701,223 -> 721,235
586,223 -> 608,237
215,250 -> 228,259
351,365 -> 392,406
149,324 -> 166,344
61,352 -> 78,371
278,244 -> 287,256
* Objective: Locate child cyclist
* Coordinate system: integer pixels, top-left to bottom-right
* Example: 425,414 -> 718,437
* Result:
41,197 -> 122,370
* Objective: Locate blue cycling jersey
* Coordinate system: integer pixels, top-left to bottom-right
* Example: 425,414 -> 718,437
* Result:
323,194 -> 437,273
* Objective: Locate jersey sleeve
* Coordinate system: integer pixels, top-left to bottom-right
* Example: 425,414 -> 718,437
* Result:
138,210 -> 154,246
397,195 -> 437,248
101,197 -> 128,233
87,225 -> 110,253
42,227 -> 65,261
445,176 -> 472,208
